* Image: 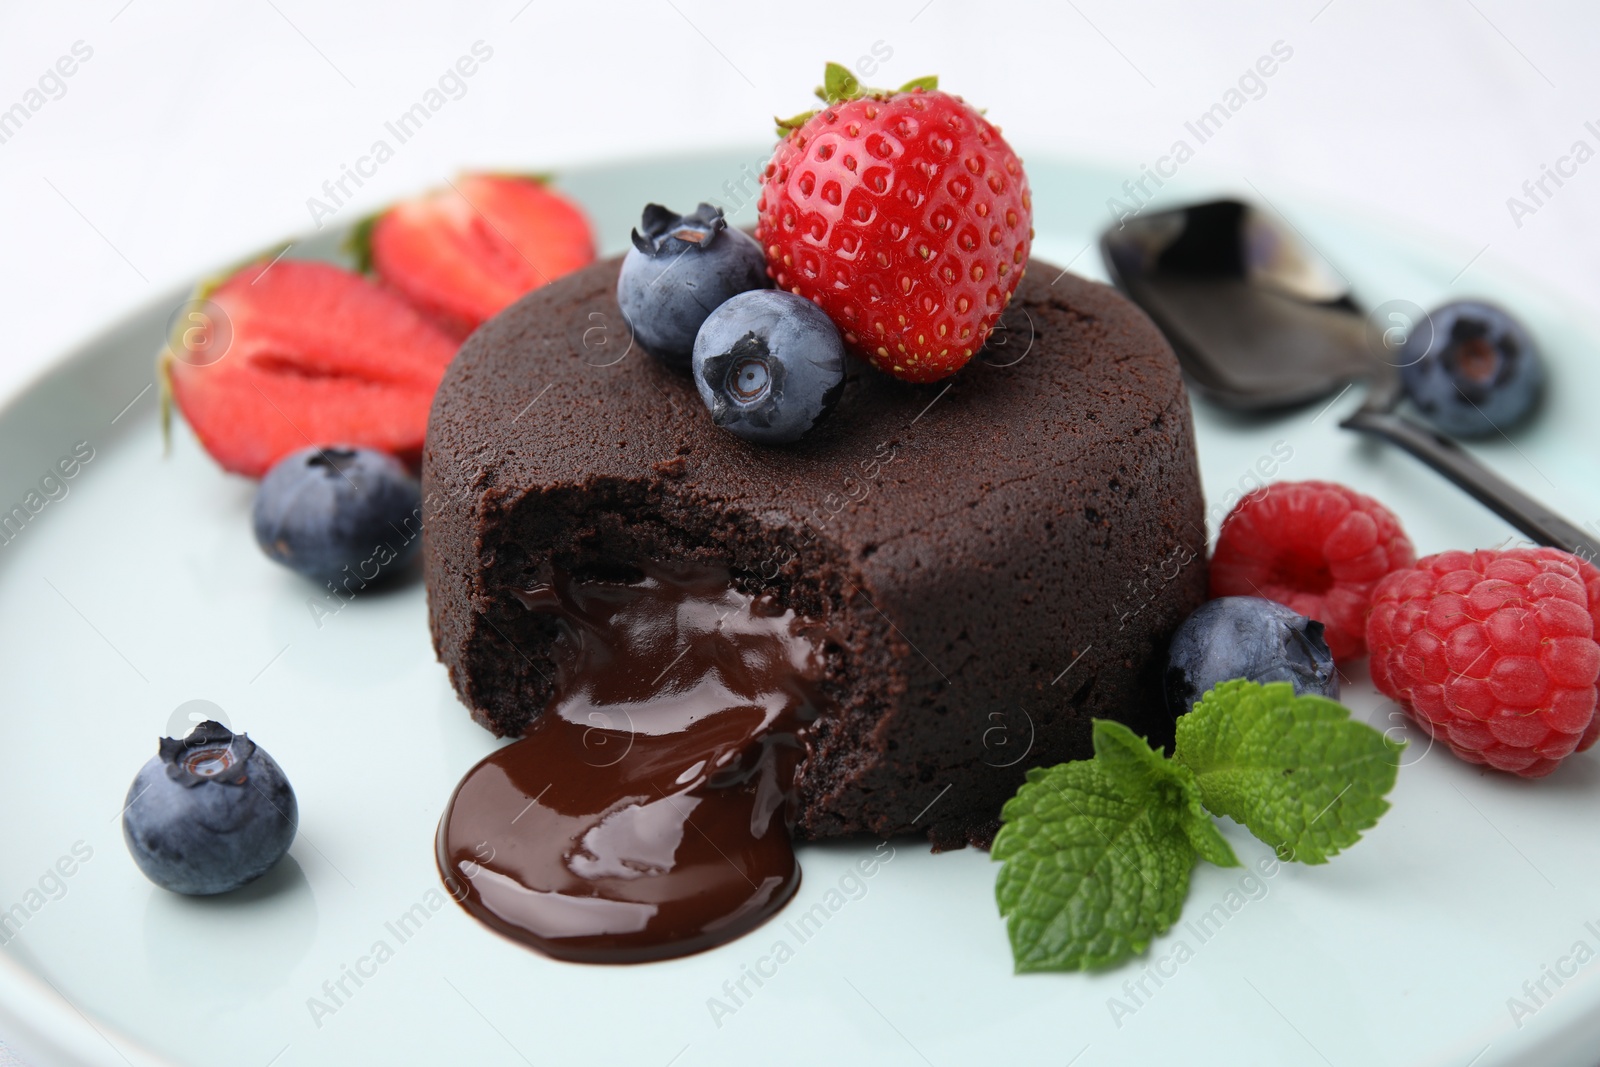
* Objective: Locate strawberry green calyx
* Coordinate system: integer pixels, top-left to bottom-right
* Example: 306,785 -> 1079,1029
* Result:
772,63 -> 938,139
481,169 -> 555,187
158,349 -> 175,456
346,210 -> 381,274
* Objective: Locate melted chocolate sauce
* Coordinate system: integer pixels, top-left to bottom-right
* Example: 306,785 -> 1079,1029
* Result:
436,563 -> 827,963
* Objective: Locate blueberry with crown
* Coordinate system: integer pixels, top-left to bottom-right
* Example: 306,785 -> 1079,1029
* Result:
122,720 -> 297,895
616,202 -> 769,369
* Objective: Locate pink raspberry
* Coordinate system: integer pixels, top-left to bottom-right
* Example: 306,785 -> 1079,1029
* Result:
1366,547 -> 1600,777
1210,480 -> 1416,661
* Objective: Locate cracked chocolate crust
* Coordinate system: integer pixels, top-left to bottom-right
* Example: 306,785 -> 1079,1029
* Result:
422,255 -> 1208,850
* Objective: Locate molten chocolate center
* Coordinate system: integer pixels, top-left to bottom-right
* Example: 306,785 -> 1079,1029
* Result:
436,563 -> 826,963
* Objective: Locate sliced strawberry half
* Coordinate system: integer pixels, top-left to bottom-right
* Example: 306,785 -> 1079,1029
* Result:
361,173 -> 595,338
164,259 -> 459,478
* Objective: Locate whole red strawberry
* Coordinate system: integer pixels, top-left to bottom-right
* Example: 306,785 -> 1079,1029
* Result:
1367,547 -> 1600,777
757,65 -> 1032,383
1210,480 -> 1416,661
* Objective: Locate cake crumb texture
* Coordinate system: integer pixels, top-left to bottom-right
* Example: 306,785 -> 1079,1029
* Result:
423,256 -> 1208,850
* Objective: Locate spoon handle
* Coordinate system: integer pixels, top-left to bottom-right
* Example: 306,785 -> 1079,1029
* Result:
1341,408 -> 1600,562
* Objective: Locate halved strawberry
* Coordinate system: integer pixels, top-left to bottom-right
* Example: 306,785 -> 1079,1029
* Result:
164,259 -> 458,478
359,174 -> 595,338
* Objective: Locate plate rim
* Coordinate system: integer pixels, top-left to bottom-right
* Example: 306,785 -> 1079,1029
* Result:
5,148 -> 1600,1067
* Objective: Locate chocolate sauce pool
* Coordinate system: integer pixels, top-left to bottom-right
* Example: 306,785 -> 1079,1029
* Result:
436,563 -> 827,963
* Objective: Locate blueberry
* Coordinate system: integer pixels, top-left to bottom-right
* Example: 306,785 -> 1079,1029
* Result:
616,203 -> 770,369
1400,300 -> 1544,437
692,290 -> 846,445
1164,596 -> 1339,718
122,721 -> 297,896
253,445 -> 421,585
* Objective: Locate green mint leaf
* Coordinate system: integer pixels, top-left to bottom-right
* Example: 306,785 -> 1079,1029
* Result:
993,759 -> 1197,972
1091,720 -> 1239,870
1088,718 -> 1173,793
897,75 -> 938,93
1181,806 -> 1240,869
1175,680 -> 1403,864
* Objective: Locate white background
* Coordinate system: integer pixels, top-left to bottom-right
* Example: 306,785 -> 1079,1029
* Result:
3,0 -> 1598,403
1,1 -> 1596,1062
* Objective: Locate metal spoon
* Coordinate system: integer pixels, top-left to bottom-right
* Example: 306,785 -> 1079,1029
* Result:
1100,199 -> 1599,560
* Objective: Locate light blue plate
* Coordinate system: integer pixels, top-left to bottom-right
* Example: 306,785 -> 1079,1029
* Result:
2,150 -> 1599,1067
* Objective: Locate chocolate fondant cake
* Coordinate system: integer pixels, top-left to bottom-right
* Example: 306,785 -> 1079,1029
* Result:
423,254 -> 1207,849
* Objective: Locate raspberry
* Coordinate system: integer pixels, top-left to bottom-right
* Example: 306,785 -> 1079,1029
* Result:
1210,481 -> 1416,661
1366,547 -> 1600,777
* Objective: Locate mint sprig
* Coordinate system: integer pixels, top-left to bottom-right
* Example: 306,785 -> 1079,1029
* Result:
1089,718 -> 1240,869
1178,679 -> 1400,864
992,681 -> 1403,972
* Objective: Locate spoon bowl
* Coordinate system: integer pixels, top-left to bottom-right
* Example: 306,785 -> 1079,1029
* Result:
1101,199 -> 1598,559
